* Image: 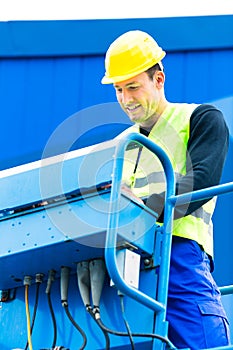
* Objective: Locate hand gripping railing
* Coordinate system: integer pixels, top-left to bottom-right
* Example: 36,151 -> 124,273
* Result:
104,132 -> 233,349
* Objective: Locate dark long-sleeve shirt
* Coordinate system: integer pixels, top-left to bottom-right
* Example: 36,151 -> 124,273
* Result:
145,104 -> 229,221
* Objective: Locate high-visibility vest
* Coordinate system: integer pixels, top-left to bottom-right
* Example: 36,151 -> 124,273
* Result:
120,102 -> 216,257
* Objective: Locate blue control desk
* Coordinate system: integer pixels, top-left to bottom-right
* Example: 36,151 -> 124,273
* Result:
0,139 -> 157,290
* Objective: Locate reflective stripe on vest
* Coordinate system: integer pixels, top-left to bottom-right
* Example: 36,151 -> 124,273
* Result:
120,103 -> 216,257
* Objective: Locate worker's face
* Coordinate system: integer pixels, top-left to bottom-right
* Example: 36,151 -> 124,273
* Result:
114,71 -> 164,126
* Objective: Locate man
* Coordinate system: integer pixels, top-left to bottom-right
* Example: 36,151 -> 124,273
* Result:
101,30 -> 230,349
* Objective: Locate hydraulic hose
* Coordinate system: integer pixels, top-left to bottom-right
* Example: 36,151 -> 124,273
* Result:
94,312 -> 176,350
25,274 -> 44,350
60,266 -> 87,350
24,280 -> 33,350
76,261 -> 91,308
63,304 -> 87,350
119,294 -> 134,350
87,307 -> 110,350
47,292 -> 57,349
89,259 -> 106,310
77,260 -> 109,349
46,270 -> 57,348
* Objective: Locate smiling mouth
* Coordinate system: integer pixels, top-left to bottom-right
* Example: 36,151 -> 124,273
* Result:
126,104 -> 141,113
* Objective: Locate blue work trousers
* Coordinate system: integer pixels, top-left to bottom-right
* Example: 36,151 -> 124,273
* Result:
166,237 -> 231,350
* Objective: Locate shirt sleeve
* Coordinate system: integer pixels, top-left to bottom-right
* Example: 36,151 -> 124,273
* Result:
146,104 -> 229,221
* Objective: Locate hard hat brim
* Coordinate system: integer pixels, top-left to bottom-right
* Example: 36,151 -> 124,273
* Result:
101,52 -> 166,84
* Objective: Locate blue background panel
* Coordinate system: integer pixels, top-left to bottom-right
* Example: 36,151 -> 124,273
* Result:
164,49 -> 233,103
0,16 -> 232,170
0,16 -> 232,57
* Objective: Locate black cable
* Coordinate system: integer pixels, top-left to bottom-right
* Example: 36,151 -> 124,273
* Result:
31,282 -> 40,332
45,270 -> 57,349
63,303 -> 87,350
95,316 -> 176,349
87,307 -> 110,350
47,291 -> 57,348
25,281 -> 40,350
119,295 -> 135,350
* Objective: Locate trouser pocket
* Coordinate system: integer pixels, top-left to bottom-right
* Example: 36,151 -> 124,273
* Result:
197,301 -> 231,348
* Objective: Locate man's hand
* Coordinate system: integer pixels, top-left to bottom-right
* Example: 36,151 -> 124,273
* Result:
121,184 -> 144,205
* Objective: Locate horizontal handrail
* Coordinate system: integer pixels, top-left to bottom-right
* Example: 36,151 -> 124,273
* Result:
219,285 -> 233,296
169,182 -> 233,206
205,346 -> 233,350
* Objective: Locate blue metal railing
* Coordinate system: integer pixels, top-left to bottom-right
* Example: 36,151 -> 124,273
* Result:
219,285 -> 233,296
104,132 -> 233,350
105,132 -> 175,314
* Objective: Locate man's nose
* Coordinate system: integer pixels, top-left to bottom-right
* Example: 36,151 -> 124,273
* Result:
121,90 -> 132,104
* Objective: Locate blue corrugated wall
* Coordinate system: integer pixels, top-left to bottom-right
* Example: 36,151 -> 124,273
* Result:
0,16 -> 232,170
0,16 -> 233,347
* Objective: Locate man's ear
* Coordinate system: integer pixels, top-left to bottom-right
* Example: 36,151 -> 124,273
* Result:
153,71 -> 165,88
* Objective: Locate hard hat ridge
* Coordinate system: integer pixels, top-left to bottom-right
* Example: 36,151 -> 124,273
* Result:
101,30 -> 166,84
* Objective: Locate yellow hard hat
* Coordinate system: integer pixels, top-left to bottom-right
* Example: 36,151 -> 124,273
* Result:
101,30 -> 166,84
